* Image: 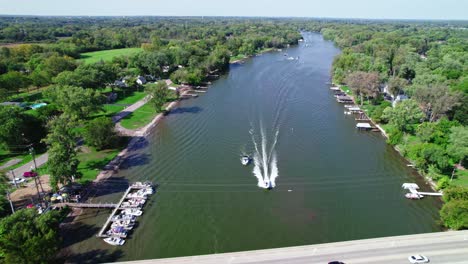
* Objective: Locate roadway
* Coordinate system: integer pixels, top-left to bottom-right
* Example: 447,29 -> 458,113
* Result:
117,230 -> 468,264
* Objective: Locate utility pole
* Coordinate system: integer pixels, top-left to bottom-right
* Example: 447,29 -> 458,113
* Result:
10,170 -> 18,188
6,191 -> 15,214
29,146 -> 45,194
29,147 -> 42,202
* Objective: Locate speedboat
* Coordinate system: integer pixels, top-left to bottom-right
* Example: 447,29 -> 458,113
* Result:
241,156 -> 251,166
405,193 -> 423,199
103,237 -> 125,246
122,209 -> 143,216
111,220 -> 134,230
106,227 -> 128,238
264,179 -> 273,190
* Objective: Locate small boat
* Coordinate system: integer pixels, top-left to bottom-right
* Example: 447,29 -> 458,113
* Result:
111,220 -> 134,230
106,227 -> 128,238
122,209 -> 143,216
103,237 -> 125,246
111,214 -> 136,222
241,156 -> 251,166
405,193 -> 423,199
287,56 -> 295,60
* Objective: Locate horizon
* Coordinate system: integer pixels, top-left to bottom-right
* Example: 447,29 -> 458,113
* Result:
0,0 -> 466,20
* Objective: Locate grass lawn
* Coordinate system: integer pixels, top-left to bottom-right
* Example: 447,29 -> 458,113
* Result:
120,103 -> 158,130
76,147 -> 120,184
114,91 -> 146,105
80,48 -> 142,64
452,169 -> 468,187
341,85 -> 353,95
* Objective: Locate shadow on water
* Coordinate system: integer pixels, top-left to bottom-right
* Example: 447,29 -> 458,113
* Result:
168,106 -> 202,115
119,153 -> 150,169
127,136 -> 149,151
58,248 -> 124,264
60,222 -> 101,248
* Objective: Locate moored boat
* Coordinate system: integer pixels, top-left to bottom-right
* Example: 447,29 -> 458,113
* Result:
241,155 -> 251,166
103,237 -> 125,246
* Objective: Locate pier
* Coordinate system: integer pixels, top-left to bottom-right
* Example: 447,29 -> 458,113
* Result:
55,203 -> 118,208
402,183 -> 443,199
97,182 -> 154,238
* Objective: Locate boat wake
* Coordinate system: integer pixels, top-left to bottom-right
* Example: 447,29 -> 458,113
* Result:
250,122 -> 279,189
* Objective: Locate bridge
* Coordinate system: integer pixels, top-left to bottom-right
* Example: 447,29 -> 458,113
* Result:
117,230 -> 468,264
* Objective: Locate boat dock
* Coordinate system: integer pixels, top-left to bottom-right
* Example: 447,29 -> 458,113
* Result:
54,202 -> 118,208
402,183 -> 442,199
97,182 -> 154,238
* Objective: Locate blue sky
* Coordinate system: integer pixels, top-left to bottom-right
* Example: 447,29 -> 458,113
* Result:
0,0 -> 466,20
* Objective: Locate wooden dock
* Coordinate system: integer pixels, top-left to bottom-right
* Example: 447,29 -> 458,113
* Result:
96,183 -> 152,238
55,203 -> 118,209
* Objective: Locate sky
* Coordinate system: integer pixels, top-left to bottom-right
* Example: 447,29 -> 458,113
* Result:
0,0 -> 467,20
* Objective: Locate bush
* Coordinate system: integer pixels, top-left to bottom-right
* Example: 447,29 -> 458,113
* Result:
443,186 -> 468,203
388,130 -> 403,145
436,176 -> 450,190
83,117 -> 117,150
440,199 -> 468,230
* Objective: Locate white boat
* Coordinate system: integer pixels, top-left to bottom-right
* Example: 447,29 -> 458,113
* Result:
106,227 -> 127,238
111,214 -> 136,222
406,193 -> 423,199
121,202 -> 141,208
103,237 -> 125,246
122,209 -> 143,216
111,220 -> 134,230
287,56 -> 295,60
241,156 -> 250,166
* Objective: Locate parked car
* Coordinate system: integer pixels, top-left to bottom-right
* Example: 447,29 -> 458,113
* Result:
408,255 -> 429,263
9,178 -> 25,185
23,171 -> 38,178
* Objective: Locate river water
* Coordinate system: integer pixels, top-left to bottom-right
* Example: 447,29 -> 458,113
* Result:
65,33 -> 441,262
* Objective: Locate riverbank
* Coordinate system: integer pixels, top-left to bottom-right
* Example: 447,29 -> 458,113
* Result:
331,84 -> 441,193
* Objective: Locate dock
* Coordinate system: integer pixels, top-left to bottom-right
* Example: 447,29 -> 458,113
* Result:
54,203 -> 118,208
97,182 -> 154,238
402,183 -> 442,198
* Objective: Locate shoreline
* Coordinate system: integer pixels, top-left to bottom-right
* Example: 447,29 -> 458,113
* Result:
333,84 -> 440,193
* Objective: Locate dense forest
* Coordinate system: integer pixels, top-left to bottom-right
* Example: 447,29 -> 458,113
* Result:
0,17 -> 467,261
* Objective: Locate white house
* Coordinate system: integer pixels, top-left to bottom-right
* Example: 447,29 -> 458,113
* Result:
392,94 -> 409,107
136,76 -> 147,85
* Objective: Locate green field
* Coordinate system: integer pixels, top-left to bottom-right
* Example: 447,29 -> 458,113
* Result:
79,48 -> 142,64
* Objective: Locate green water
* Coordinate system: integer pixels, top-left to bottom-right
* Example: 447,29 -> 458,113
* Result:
63,33 -> 441,263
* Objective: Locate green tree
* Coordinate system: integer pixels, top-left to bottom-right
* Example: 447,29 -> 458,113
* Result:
145,81 -> 171,112
440,199 -> 468,230
387,77 -> 408,97
46,85 -> 104,120
447,126 -> 468,166
443,186 -> 468,203
382,99 -> 424,132
0,209 -> 63,264
414,85 -> 461,122
83,116 -> 117,150
43,115 -> 79,190
345,71 -> 380,105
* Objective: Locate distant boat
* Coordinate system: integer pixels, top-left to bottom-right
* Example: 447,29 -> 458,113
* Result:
265,179 -> 273,190
241,156 -> 251,166
287,57 -> 295,60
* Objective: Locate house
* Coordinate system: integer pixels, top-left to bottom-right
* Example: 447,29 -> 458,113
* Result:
136,76 -> 147,85
162,66 -> 170,73
113,80 -> 128,88
392,94 -> 409,107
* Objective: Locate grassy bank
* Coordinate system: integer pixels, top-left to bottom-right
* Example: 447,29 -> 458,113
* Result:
120,103 -> 157,129
79,48 -> 142,64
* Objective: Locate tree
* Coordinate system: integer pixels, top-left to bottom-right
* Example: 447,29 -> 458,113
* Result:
83,116 -> 117,150
345,71 -> 380,105
46,85 -> 104,120
0,209 -> 63,264
43,115 -> 79,190
382,99 -> 425,132
413,85 -> 461,122
387,77 -> 408,97
145,81 -> 171,112
440,199 -> 468,230
447,126 -> 468,166
0,71 -> 30,93
0,106 -> 26,150
443,186 -> 468,203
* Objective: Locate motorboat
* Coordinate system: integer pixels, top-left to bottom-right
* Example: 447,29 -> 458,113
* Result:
264,179 -> 273,190
111,214 -> 136,222
405,193 -> 423,199
111,220 -> 134,230
122,209 -> 143,216
121,201 -> 142,209
106,226 -> 128,238
241,156 -> 251,166
103,237 -> 125,246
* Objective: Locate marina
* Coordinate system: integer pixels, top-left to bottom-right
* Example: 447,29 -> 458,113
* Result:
96,182 -> 155,242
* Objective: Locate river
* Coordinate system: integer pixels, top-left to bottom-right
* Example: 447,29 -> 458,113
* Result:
64,32 -> 441,263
